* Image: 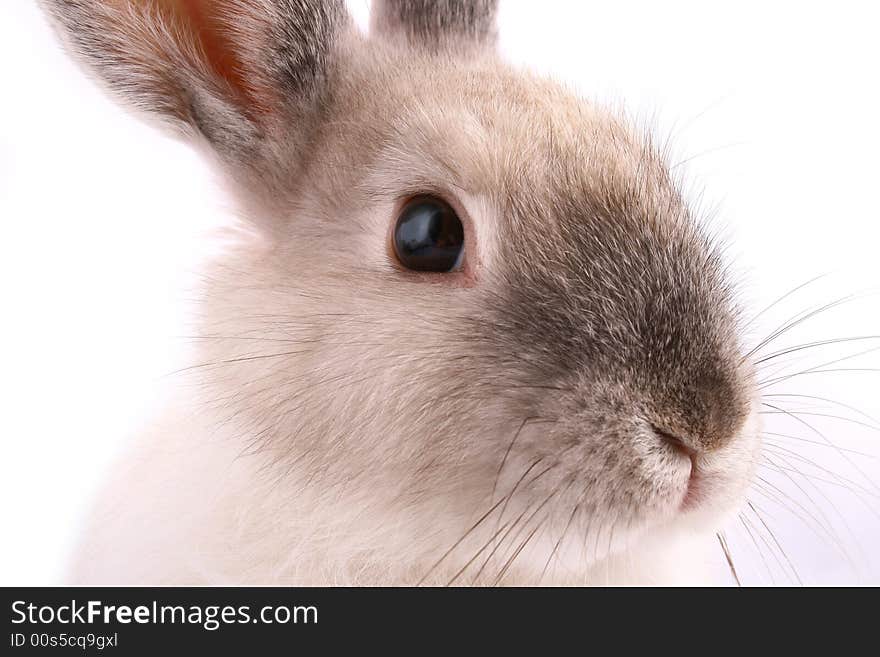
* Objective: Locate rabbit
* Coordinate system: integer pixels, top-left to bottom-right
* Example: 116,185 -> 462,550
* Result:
41,0 -> 762,585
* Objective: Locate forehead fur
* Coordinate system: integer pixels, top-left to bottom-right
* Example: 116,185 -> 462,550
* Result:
310,41 -> 636,192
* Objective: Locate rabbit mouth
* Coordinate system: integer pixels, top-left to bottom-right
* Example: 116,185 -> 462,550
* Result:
407,405 -> 761,584
664,404 -> 763,520
648,423 -> 703,511
651,425 -> 725,515
680,464 -> 702,511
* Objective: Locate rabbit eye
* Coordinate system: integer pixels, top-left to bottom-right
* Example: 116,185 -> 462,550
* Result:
392,196 -> 464,272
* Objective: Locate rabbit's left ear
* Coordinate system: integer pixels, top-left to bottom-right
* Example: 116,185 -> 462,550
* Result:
41,0 -> 351,168
371,0 -> 498,50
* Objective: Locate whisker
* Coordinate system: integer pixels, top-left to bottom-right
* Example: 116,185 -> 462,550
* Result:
760,402 -> 880,495
737,513 -> 778,584
480,477 -> 569,584
716,532 -> 741,586
445,519 -> 513,587
742,274 -> 828,332
751,479 -> 845,562
760,409 -> 880,434
415,495 -> 508,586
473,490 -> 550,584
763,393 -> 880,429
493,516 -> 550,586
167,349 -> 312,376
743,293 -> 860,363
746,500 -> 803,585
762,440 -> 880,498
762,431 -> 880,459
490,417 -> 537,504
761,453 -> 859,573
756,467 -> 848,566
538,495 -> 588,584
760,455 -> 837,535
669,141 -> 746,170
759,345 -> 880,389
493,457 -> 547,536
755,335 -> 880,366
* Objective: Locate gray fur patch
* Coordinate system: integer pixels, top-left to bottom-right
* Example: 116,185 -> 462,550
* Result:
372,0 -> 498,48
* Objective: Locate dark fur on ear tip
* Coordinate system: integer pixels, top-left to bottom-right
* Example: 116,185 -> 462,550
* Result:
371,0 -> 498,49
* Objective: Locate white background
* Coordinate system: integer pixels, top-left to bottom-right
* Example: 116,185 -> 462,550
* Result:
1,1 -> 878,585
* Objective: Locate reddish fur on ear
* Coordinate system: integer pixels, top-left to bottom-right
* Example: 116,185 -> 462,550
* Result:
44,0 -> 349,155
152,0 -> 273,118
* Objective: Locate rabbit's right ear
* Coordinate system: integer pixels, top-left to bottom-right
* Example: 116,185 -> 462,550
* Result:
41,0 -> 350,168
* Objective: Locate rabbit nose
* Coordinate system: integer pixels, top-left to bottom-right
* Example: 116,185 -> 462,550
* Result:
651,424 -> 698,459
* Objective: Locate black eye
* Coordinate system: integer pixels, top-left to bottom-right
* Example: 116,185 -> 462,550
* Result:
392,195 -> 465,272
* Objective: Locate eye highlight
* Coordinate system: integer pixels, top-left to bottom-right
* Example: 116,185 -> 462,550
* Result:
392,195 -> 465,273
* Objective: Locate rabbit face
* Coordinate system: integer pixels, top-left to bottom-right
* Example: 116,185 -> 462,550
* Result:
45,0 -> 760,582
200,44 -> 760,578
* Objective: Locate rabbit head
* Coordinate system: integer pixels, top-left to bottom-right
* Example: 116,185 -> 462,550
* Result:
45,0 -> 760,583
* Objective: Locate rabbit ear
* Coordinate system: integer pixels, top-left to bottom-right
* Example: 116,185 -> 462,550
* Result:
371,0 -> 498,49
41,0 -> 350,163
